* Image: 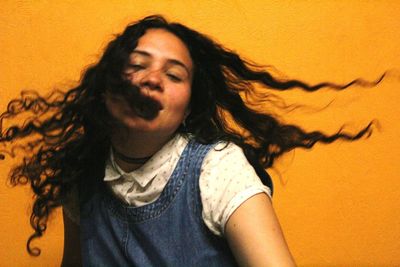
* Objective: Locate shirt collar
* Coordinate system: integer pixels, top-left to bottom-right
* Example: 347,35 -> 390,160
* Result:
104,134 -> 184,188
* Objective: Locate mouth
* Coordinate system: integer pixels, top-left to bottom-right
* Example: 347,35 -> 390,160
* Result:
131,96 -> 163,120
109,81 -> 163,120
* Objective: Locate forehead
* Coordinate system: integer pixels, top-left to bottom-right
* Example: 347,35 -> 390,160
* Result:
134,28 -> 193,70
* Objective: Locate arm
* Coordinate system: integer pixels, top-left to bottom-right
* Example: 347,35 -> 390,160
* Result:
61,208 -> 82,267
225,193 -> 295,267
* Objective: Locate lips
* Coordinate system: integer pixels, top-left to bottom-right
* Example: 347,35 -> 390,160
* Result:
110,80 -> 164,120
146,95 -> 163,111
129,94 -> 163,120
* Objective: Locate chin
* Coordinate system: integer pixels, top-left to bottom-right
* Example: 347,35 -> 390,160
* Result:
120,118 -> 169,135
121,117 -> 156,131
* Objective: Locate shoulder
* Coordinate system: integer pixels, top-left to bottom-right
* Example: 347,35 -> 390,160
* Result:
201,141 -> 253,173
203,140 -> 242,158
199,141 -> 272,236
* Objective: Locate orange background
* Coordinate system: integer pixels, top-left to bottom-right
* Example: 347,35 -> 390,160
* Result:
1,1 -> 399,266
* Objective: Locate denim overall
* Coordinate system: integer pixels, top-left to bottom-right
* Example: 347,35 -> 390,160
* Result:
80,140 -> 239,267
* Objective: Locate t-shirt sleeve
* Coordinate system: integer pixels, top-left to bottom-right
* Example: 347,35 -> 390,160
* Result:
199,142 -> 272,237
62,185 -> 80,225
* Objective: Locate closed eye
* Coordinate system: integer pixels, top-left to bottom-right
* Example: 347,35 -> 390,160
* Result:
167,73 -> 183,82
126,64 -> 146,72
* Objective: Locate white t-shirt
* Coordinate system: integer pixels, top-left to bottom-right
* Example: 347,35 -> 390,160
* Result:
63,134 -> 271,236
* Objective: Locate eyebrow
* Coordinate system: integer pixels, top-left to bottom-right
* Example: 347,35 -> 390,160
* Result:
132,50 -> 191,76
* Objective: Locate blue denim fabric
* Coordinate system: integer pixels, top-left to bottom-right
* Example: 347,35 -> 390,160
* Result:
80,140 -> 238,267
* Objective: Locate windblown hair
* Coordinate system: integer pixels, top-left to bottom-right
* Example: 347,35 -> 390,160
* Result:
0,15 -> 384,255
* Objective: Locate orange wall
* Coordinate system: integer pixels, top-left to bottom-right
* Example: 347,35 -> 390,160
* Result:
1,1 -> 399,266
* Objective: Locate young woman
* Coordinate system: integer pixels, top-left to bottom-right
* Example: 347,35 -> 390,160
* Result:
0,15 -> 382,266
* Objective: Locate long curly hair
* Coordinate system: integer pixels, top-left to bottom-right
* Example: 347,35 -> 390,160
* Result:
0,15 -> 384,256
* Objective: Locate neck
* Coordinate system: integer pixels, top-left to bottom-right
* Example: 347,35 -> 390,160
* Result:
111,130 -> 174,172
112,147 -> 152,164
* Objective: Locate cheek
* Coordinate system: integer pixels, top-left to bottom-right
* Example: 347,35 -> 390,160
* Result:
164,88 -> 191,124
104,96 -> 127,119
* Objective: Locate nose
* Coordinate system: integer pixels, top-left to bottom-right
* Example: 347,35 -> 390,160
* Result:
138,69 -> 163,91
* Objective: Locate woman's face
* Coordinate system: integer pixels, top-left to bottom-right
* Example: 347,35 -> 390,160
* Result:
105,28 -> 193,137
